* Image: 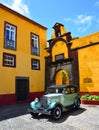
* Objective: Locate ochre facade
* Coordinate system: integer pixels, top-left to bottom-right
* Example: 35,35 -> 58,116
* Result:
0,4 -> 47,106
71,33 -> 99,94
45,23 -> 99,96
0,4 -> 99,106
78,44 -> 99,94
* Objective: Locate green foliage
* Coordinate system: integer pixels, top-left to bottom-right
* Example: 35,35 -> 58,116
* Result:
81,94 -> 90,100
62,71 -> 67,84
81,94 -> 99,101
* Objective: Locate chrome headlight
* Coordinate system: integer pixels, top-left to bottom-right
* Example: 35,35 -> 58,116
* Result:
47,98 -> 51,104
34,98 -> 39,102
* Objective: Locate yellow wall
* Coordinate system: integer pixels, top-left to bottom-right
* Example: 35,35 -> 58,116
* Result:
55,70 -> 69,85
50,23 -> 99,94
55,71 -> 63,85
78,44 -> 99,92
52,41 -> 68,61
71,32 -> 99,49
0,5 -> 47,94
51,24 -> 69,62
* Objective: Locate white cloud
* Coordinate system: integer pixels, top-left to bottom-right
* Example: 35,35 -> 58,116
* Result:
75,15 -> 93,25
12,0 -> 29,15
0,0 -> 30,16
64,15 -> 93,33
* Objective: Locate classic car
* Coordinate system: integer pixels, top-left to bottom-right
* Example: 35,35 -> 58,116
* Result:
28,85 -> 80,120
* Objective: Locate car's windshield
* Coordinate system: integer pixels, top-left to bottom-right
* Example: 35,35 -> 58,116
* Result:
46,85 -> 77,94
46,88 -> 64,94
46,88 -> 55,93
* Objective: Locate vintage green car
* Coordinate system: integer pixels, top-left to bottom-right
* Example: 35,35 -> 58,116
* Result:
28,85 -> 80,120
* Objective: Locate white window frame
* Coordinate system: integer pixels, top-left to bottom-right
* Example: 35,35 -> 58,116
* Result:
3,53 -> 16,67
31,59 -> 40,70
5,23 -> 16,50
31,33 -> 39,55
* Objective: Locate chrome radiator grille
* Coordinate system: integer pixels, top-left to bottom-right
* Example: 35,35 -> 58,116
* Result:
40,96 -> 47,108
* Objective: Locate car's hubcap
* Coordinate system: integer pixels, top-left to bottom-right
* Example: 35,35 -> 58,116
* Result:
55,107 -> 61,118
56,110 -> 60,115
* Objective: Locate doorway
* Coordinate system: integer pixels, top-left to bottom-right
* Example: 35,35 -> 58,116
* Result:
16,77 -> 29,102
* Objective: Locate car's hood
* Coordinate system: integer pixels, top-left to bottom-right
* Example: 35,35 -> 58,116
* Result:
44,93 -> 63,98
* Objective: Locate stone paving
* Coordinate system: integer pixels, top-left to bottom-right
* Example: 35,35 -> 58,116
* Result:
0,104 -> 99,130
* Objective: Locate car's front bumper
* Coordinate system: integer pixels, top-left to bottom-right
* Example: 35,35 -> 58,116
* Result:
27,108 -> 51,115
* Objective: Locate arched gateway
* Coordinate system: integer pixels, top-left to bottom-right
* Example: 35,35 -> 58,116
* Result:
55,70 -> 70,85
45,23 -> 79,92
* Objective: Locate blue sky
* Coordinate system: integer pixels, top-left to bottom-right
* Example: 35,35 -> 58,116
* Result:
0,0 -> 99,39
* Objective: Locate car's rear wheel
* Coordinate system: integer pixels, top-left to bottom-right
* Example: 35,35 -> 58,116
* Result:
51,106 -> 62,120
75,99 -> 80,109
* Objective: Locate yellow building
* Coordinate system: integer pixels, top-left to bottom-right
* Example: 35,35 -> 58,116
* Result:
45,23 -> 99,96
0,4 -> 47,106
71,34 -> 99,96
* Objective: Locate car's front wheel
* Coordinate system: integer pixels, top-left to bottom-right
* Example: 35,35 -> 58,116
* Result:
51,106 -> 62,120
30,112 -> 38,117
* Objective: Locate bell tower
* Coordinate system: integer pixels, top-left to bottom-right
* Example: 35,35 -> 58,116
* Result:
53,23 -> 63,37
51,22 -> 72,42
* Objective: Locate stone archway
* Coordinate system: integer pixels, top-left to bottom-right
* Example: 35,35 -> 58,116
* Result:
55,70 -> 70,85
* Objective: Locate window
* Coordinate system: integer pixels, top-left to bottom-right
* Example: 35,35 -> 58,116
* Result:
3,53 -> 16,67
31,33 -> 39,55
55,53 -> 64,61
65,88 -> 71,94
31,59 -> 40,70
4,22 -> 16,50
71,87 -> 76,93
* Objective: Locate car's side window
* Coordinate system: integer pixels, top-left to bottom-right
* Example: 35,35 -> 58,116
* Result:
50,88 -> 54,93
71,87 -> 76,93
58,89 -> 63,93
65,88 -> 71,94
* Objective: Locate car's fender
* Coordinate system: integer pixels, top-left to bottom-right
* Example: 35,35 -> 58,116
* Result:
30,101 -> 41,110
74,96 -> 80,105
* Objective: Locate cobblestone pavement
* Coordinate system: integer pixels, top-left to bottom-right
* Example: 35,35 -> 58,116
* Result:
0,103 -> 99,130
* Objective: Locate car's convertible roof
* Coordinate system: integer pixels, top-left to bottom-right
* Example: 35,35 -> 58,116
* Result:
48,84 -> 77,89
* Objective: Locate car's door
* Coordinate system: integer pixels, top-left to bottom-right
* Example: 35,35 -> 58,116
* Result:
61,87 -> 77,106
62,94 -> 74,106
